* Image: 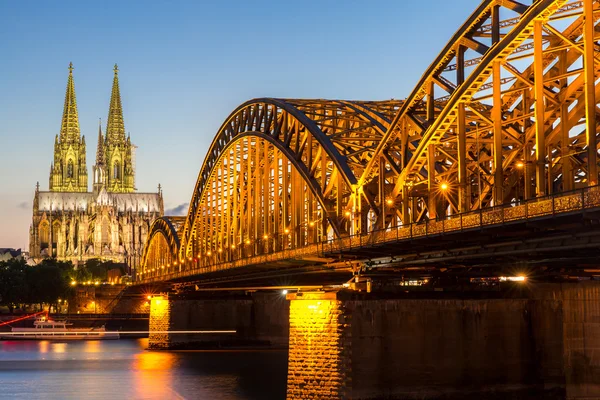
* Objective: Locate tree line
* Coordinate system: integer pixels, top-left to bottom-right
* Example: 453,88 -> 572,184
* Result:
0,258 -> 126,313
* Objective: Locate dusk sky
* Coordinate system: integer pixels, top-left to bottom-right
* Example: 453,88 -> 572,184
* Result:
0,0 -> 480,249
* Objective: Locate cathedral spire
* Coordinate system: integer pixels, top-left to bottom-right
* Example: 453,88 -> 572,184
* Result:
96,119 -> 105,166
59,62 -> 80,143
103,64 -> 135,193
106,64 -> 125,143
50,63 -> 88,192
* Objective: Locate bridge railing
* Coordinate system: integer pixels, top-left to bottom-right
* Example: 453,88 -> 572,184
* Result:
140,244 -> 322,284
321,184 -> 600,254
140,185 -> 600,283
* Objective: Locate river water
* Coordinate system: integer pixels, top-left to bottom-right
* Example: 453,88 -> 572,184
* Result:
0,339 -> 288,400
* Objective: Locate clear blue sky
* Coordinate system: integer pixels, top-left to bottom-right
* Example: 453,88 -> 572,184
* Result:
0,0 -> 480,249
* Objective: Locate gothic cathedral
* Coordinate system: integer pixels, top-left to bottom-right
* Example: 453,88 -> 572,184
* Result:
29,63 -> 164,272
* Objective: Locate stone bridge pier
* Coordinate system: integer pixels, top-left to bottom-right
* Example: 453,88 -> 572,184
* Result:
286,283 -> 600,400
149,282 -> 600,399
148,291 -> 289,349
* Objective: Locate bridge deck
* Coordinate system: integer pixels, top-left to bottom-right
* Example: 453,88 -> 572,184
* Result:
139,186 -> 600,286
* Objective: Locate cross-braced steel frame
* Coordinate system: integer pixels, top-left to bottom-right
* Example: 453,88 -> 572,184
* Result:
140,0 -> 600,281
139,216 -> 184,276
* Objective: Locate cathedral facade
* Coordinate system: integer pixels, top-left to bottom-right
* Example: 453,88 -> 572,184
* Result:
29,63 -> 164,271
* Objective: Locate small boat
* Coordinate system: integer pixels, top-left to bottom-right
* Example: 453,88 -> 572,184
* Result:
0,315 -> 119,340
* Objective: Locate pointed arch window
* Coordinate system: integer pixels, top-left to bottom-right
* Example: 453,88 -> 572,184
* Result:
67,160 -> 74,178
52,222 -> 60,247
39,222 -> 49,247
101,217 -> 110,245
113,161 -> 121,180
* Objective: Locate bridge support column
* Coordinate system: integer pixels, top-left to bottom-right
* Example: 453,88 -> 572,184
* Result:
148,294 -> 173,349
286,292 -> 352,400
286,283 -> 600,399
148,292 -> 289,350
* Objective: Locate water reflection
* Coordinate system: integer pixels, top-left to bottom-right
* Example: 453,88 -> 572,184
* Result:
0,339 -> 287,399
132,350 -> 181,399
39,340 -> 49,353
83,340 -> 101,353
51,342 -> 66,353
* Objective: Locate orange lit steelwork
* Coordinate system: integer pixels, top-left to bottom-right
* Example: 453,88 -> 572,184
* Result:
140,1 -> 600,284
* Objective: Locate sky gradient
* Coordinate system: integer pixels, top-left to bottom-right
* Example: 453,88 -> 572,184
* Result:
0,0 -> 480,249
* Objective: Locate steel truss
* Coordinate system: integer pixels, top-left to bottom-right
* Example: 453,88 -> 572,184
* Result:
140,217 -> 183,276
140,0 -> 600,281
364,0 -> 600,228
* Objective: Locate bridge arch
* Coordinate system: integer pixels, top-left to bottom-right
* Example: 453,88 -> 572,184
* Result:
178,98 -> 403,262
139,217 -> 183,279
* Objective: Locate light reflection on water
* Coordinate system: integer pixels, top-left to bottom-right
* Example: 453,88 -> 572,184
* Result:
0,339 -> 287,400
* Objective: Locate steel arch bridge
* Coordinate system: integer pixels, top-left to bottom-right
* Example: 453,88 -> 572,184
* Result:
140,0 -> 600,283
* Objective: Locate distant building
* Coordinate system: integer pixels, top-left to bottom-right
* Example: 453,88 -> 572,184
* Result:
29,64 -> 164,271
0,248 -> 23,262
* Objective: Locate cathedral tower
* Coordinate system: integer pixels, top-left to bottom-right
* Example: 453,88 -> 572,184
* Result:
104,64 -> 135,193
49,63 -> 88,192
31,63 -> 163,269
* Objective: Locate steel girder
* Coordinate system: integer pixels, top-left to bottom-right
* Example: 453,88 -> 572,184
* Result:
178,98 -> 402,262
140,216 -> 183,276
362,0 -> 600,226
141,0 -> 600,281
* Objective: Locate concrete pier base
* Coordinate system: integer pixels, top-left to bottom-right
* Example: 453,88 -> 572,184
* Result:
148,292 -> 289,349
286,282 -> 600,400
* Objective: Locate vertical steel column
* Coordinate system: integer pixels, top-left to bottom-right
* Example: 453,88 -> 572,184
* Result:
584,0 -> 598,185
291,167 -> 298,248
283,153 -> 289,249
427,79 -> 436,218
402,184 -> 409,225
534,20 -> 547,196
492,6 -> 503,205
559,51 -> 573,191
427,80 -> 435,123
428,144 -> 437,219
220,160 -> 226,260
457,43 -> 468,213
300,181 -> 306,246
493,60 -> 504,205
336,169 -> 343,234
320,151 -> 327,238
263,141 -> 270,252
233,144 -> 239,257
274,150 -> 281,250
254,139 -> 261,254
379,159 -> 386,229
522,93 -> 533,200
245,139 -> 252,256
